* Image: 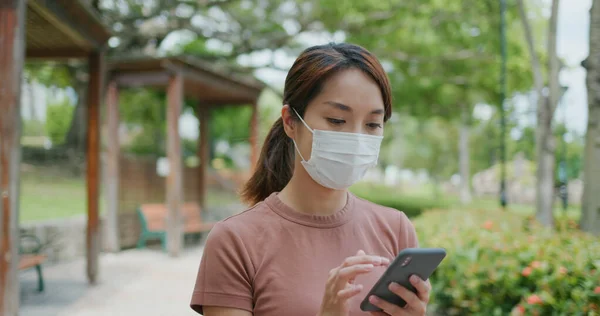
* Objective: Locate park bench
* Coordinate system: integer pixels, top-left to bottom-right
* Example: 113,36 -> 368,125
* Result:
19,233 -> 46,292
136,203 -> 215,250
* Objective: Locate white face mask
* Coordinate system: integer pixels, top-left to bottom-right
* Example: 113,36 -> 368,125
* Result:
291,108 -> 384,190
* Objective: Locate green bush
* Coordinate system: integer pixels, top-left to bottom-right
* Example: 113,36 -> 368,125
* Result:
415,209 -> 600,315
45,98 -> 74,145
350,183 -> 449,218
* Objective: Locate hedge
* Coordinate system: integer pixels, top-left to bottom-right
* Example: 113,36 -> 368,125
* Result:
350,183 -> 449,218
415,208 -> 600,315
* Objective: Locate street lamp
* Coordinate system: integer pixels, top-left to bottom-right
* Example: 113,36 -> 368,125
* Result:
499,0 -> 508,209
558,85 -> 569,212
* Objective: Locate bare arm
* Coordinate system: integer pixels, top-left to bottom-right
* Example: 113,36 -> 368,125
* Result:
203,306 -> 253,316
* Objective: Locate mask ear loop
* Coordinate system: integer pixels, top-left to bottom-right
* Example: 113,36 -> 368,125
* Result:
291,107 -> 314,133
290,107 -> 312,162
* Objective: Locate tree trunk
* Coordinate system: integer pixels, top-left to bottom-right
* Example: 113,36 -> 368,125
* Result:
580,0 -> 600,235
536,106 -> 556,226
518,0 -> 560,227
459,103 -> 472,204
534,0 -> 560,227
27,76 -> 37,122
432,176 -> 441,200
64,67 -> 88,152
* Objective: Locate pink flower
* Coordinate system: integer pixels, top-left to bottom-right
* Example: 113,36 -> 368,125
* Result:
531,261 -> 542,269
594,286 -> 600,294
559,266 -> 568,275
522,267 -> 532,277
515,305 -> 525,315
483,220 -> 494,230
526,294 -> 543,305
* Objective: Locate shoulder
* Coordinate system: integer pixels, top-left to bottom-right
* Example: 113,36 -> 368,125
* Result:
352,193 -> 419,248
352,193 -> 412,224
204,200 -> 274,245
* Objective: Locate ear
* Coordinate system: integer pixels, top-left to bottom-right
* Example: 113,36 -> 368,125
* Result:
281,104 -> 296,138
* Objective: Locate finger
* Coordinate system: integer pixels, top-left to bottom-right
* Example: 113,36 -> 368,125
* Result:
337,284 -> 363,300
336,264 -> 375,284
342,255 -> 390,267
368,295 -> 407,316
388,282 -> 425,314
409,275 -> 431,302
357,249 -> 366,256
369,312 -> 388,316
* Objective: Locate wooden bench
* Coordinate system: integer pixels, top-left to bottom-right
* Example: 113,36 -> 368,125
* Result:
136,203 -> 215,250
19,233 -> 46,292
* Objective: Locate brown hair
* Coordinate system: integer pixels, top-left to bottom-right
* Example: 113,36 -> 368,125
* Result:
240,43 -> 393,205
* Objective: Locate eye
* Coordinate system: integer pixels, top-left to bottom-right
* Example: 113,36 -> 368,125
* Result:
326,118 -> 345,125
367,123 -> 383,129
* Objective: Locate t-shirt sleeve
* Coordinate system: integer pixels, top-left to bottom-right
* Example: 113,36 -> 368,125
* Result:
398,211 -> 419,249
190,221 -> 254,314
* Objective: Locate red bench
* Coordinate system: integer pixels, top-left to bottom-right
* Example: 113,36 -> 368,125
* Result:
19,233 -> 46,292
136,203 -> 215,250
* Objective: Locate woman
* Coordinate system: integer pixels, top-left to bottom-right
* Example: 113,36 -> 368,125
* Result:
190,43 -> 430,316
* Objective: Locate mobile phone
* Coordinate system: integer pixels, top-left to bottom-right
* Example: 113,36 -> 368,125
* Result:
359,247 -> 447,312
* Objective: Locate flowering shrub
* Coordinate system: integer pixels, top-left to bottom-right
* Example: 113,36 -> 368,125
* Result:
413,209 -> 600,315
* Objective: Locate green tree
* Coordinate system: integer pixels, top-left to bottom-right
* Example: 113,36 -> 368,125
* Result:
403,117 -> 459,197
517,0 -> 562,227
581,0 -> 600,235
316,0 -> 533,204
45,97 -> 75,145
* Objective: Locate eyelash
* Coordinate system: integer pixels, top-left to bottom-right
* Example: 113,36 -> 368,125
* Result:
326,118 -> 382,129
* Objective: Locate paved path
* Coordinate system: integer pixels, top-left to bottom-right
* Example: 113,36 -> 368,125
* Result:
20,245 -> 205,316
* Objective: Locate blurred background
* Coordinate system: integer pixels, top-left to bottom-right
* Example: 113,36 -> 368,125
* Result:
1,0 -> 599,315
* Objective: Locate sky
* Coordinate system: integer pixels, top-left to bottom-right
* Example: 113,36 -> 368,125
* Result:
555,0 -> 591,135
22,0 -> 593,139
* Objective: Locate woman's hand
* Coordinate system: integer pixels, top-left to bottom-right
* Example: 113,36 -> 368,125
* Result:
317,250 -> 390,316
367,275 -> 431,316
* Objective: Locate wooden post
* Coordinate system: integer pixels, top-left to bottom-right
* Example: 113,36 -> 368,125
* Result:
166,74 -> 183,257
87,51 -> 104,284
104,81 -> 120,252
0,1 -> 26,314
249,102 -> 259,169
197,104 -> 209,211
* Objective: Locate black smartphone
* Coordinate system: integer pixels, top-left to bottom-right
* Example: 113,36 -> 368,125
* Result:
359,247 -> 447,312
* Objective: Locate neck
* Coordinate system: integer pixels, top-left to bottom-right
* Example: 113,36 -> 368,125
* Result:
279,162 -> 348,216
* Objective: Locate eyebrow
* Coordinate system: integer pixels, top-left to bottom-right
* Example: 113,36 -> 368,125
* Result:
324,101 -> 385,115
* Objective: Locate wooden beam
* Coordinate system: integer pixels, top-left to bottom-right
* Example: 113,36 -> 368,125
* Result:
26,48 -> 89,60
0,1 -> 26,315
197,104 -> 210,211
27,0 -> 90,49
111,71 -> 170,87
161,60 -> 260,102
86,50 -> 104,284
166,74 -> 183,257
104,81 -> 120,252
249,102 -> 259,170
28,0 -> 102,49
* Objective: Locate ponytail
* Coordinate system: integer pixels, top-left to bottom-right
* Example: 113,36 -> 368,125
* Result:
240,117 -> 294,206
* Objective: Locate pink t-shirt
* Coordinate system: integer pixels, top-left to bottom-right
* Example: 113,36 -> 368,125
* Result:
190,191 -> 419,315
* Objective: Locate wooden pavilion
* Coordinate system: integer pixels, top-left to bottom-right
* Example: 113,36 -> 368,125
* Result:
104,56 -> 264,254
1,1 -> 110,314
1,1 -> 264,315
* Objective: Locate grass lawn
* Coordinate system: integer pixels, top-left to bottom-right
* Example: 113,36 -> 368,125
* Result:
20,171 -> 90,222
19,167 -> 241,223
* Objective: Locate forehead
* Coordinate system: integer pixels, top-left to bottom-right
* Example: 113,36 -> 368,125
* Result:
314,68 -> 384,111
